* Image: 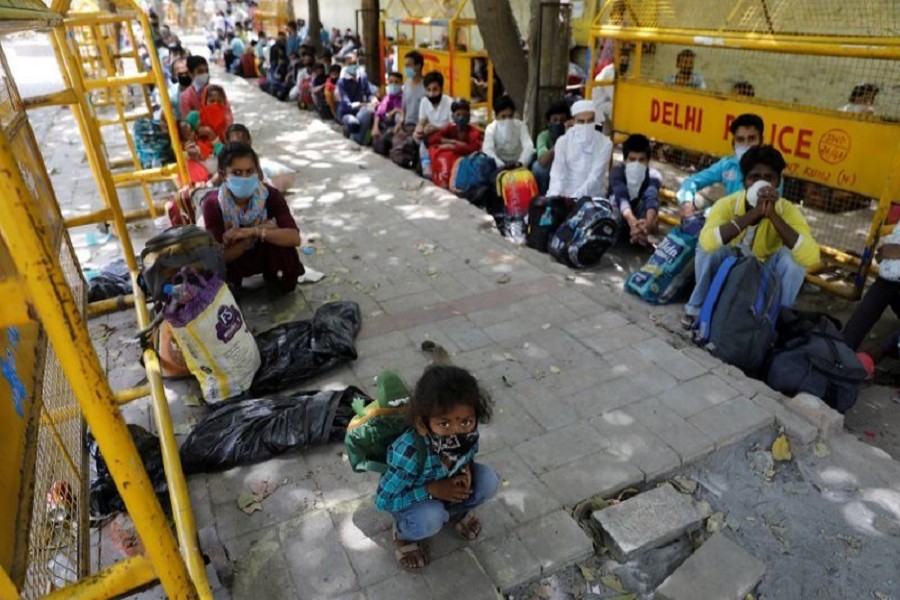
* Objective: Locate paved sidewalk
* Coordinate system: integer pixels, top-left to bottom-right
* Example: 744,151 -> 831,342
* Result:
25,46 -> 896,598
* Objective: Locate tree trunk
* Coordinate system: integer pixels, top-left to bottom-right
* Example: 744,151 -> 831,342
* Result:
472,0 -> 528,111
361,0 -> 382,85
308,0 -> 322,53
524,0 -> 570,136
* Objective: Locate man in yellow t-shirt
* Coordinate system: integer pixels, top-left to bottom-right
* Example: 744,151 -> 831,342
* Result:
681,145 -> 821,329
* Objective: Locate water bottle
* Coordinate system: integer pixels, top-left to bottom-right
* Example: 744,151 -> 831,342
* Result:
419,142 -> 431,178
506,217 -> 525,245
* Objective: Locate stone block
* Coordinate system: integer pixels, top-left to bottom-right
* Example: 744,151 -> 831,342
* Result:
363,569 -> 430,600
786,392 -> 844,439
634,338 -> 707,381
660,374 -> 741,419
655,532 -> 765,600
516,510 -> 594,575
473,531 -> 542,590
424,548 -> 499,600
592,485 -> 709,561
514,423 -> 609,473
688,396 -> 774,449
752,394 -> 818,445
539,450 -> 644,507
281,511 -> 358,598
590,411 -> 682,481
624,397 -> 716,464
481,447 -> 562,523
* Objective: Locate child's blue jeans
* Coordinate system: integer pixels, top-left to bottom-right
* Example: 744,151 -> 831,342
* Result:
392,463 -> 500,541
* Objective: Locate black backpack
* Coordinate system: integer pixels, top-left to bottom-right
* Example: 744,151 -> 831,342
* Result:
548,197 -> 619,268
765,309 -> 866,413
526,196 -> 576,252
140,225 -> 225,300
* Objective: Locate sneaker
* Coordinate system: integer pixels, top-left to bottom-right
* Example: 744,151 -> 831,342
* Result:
680,313 -> 697,331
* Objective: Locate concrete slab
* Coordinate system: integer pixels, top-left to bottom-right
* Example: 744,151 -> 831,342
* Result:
688,396 -> 775,449
655,532 -> 766,600
787,392 -> 845,439
516,510 -> 594,575
593,484 -> 709,561
539,451 -> 645,507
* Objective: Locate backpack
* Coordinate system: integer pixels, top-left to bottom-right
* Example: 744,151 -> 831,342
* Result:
695,254 -> 781,375
140,225 -> 226,300
345,370 -> 423,474
548,197 -> 619,268
133,118 -> 174,169
765,310 -> 866,413
451,152 -> 496,194
497,168 -> 539,219
625,225 -> 699,304
390,129 -> 419,169
526,196 -> 576,252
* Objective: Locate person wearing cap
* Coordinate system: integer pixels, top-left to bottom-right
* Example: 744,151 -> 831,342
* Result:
840,83 -> 880,115
681,145 -> 820,330
546,99 -> 613,199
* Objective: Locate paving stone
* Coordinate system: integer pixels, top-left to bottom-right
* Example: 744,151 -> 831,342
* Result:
232,550 -> 298,600
634,338 -> 707,381
488,393 -> 546,446
660,373 -> 742,419
579,324 -> 654,355
752,394 -> 818,445
568,383 -> 644,419
687,396 -> 775,449
515,383 -> 580,431
592,484 -> 709,561
624,397 -> 716,463
655,532 -> 766,600
281,511 -> 359,598
539,450 -> 644,506
329,500 -> 398,588
514,423 -> 609,473
424,548 -> 499,599
590,411 -> 683,481
680,346 -> 723,370
787,392 -> 844,439
472,530 -> 542,590
363,569 -> 430,600
481,447 -> 562,523
516,510 -> 594,575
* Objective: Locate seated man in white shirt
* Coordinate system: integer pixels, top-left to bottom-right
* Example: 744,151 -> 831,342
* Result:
482,95 -> 535,170
413,71 -> 453,143
547,100 -> 614,199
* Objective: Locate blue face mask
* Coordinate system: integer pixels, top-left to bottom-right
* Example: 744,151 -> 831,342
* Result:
346,65 -> 358,77
226,174 -> 259,198
404,66 -> 416,79
549,122 -> 565,138
454,115 -> 470,128
388,83 -> 402,95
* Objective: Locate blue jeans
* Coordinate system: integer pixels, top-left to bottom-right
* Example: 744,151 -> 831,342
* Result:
531,160 -> 552,196
392,463 -> 500,541
685,245 -> 807,316
341,108 -> 374,145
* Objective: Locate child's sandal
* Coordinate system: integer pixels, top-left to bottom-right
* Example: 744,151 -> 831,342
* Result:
452,512 -> 482,541
393,528 -> 428,571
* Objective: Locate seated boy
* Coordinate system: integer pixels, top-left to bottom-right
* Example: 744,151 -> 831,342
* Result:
426,99 -> 483,189
532,100 -> 571,194
336,56 -> 375,145
413,71 -> 453,143
373,71 -> 404,138
682,145 -> 820,329
482,95 -> 535,170
609,134 -> 661,247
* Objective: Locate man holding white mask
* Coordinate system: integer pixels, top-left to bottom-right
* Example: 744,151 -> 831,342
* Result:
681,145 -> 819,329
608,134 -> 661,247
547,100 -> 614,199
676,113 -> 776,220
482,95 -> 535,170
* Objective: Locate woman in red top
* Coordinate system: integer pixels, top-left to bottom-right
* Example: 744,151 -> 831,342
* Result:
426,99 -> 483,189
201,142 -> 304,294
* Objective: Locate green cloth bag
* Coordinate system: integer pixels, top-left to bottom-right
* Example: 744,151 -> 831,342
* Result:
344,370 -> 413,474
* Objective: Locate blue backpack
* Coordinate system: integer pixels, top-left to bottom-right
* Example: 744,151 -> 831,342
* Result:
695,254 -> 781,375
548,197 -> 619,269
451,152 -> 496,193
625,226 -> 698,304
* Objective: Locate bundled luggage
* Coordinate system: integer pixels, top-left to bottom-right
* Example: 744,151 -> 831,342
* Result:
140,225 -> 225,300
525,196 -> 576,252
625,225 -> 699,304
548,197 -> 619,268
133,118 -> 174,169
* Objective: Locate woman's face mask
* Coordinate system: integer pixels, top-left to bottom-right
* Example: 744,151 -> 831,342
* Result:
226,174 -> 259,198
192,72 -> 210,89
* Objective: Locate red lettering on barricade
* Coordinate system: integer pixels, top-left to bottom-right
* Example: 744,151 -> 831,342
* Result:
651,99 -> 661,122
818,129 -> 852,165
796,129 -> 813,160
724,114 -> 735,140
663,101 -> 674,126
777,125 -> 796,155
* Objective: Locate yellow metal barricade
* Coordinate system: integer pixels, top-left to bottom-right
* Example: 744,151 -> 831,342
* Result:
0,1 -> 210,598
254,0 -> 289,36
588,0 -> 900,299
382,0 -> 494,120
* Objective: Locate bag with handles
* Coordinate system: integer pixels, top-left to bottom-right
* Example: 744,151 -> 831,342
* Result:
548,197 -> 619,268
140,225 -> 225,300
526,196 -> 576,252
451,152 -> 496,194
625,225 -> 699,304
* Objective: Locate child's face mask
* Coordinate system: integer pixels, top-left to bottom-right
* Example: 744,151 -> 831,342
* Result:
426,430 -> 478,464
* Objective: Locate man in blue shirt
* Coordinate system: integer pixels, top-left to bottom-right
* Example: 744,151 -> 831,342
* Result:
337,55 -> 375,145
286,21 -> 300,57
677,113 -> 779,219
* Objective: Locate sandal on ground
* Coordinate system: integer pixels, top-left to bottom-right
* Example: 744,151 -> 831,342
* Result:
393,528 -> 428,571
451,512 -> 482,541
680,313 -> 697,331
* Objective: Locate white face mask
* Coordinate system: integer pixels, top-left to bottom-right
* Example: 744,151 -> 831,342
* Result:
495,119 -> 515,139
625,161 -> 648,199
193,72 -> 210,89
734,143 -> 750,161
571,123 -> 595,148
745,179 -> 772,208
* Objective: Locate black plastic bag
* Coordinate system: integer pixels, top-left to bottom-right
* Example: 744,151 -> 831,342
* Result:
88,259 -> 132,302
89,424 -> 168,518
250,301 -> 362,395
179,387 -> 368,474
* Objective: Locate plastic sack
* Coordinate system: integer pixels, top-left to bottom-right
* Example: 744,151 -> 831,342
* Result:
163,269 -> 261,402
250,301 -> 362,395
87,259 -> 132,302
180,387 -> 369,474
89,425 -> 168,518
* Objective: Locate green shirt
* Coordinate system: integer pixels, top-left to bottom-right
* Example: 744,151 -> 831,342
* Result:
536,129 -> 555,159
